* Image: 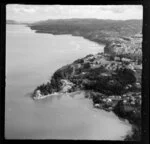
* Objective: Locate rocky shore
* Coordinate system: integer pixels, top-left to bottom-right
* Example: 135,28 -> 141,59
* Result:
30,19 -> 142,140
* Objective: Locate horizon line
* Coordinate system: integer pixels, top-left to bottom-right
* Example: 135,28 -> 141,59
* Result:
6,18 -> 143,23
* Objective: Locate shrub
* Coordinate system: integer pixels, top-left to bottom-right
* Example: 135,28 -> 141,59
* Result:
35,82 -> 52,95
117,68 -> 136,85
74,58 -> 84,64
85,54 -> 93,58
83,63 -> 91,69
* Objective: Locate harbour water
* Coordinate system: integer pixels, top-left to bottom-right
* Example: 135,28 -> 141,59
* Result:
5,24 -> 132,140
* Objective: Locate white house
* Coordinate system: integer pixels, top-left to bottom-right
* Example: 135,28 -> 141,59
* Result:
35,90 -> 42,98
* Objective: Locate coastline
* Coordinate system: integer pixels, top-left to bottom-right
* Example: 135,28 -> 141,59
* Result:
29,26 -> 142,62
29,25 -> 142,141
34,29 -> 108,46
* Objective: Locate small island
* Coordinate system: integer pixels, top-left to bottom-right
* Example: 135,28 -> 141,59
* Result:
29,19 -> 142,141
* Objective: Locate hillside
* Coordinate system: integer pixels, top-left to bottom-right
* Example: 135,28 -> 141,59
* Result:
28,19 -> 142,43
29,19 -> 142,35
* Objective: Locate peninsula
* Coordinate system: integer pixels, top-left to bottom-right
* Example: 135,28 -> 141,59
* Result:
28,19 -> 142,140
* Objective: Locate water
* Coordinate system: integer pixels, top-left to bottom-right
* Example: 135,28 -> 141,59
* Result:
5,24 -> 132,140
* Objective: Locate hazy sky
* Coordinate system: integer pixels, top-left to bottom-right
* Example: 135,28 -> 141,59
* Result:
6,5 -> 143,22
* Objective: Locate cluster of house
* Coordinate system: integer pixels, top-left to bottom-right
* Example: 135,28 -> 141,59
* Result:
83,52 -> 140,71
81,53 -> 110,69
122,92 -> 141,105
94,92 -> 141,111
131,33 -> 142,43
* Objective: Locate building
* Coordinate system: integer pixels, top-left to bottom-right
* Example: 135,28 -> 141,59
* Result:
35,90 -> 42,98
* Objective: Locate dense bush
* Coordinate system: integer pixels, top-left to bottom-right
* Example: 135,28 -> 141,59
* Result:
74,58 -> 84,64
85,54 -> 94,58
116,68 -> 136,85
113,100 -> 141,141
83,63 -> 91,69
35,82 -> 52,95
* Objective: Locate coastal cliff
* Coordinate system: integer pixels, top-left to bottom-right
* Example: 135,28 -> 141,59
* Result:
30,19 -> 142,140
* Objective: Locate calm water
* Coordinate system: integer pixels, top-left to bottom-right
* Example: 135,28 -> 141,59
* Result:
5,24 -> 132,140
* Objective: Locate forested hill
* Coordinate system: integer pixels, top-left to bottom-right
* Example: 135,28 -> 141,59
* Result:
29,19 -> 142,39
6,19 -> 31,25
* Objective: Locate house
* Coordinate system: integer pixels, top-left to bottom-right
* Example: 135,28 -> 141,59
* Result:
114,56 -> 121,61
82,72 -> 86,75
123,100 -> 127,104
94,103 -> 100,108
106,98 -> 112,103
35,90 -> 42,98
121,57 -> 131,63
131,101 -> 135,105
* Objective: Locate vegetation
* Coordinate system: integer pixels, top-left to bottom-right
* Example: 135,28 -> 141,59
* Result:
29,19 -> 142,37
33,82 -> 52,95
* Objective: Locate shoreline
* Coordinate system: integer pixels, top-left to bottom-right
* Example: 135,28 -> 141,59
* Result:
34,29 -> 108,46
29,27 -> 142,62
33,84 -> 141,141
29,26 -> 142,141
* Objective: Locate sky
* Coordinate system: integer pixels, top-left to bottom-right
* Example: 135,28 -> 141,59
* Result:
6,5 -> 143,22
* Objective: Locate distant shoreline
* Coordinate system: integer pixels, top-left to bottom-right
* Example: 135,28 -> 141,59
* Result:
6,23 -> 29,26
34,29 -> 107,46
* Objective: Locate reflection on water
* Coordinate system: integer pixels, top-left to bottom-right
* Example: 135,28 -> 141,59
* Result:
5,24 -> 132,140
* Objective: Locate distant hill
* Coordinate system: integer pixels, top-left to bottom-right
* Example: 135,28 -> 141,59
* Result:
29,19 -> 142,37
6,20 -> 31,25
6,20 -> 19,24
